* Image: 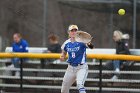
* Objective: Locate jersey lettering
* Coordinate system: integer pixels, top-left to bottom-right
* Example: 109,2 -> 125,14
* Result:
72,52 -> 76,58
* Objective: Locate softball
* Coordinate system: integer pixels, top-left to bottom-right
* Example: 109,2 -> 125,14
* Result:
118,9 -> 125,15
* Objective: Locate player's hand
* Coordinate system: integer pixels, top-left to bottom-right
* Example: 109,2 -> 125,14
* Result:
87,42 -> 94,49
60,50 -> 66,62
60,55 -> 65,62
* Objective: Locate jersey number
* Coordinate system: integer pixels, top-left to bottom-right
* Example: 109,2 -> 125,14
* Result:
72,52 -> 76,58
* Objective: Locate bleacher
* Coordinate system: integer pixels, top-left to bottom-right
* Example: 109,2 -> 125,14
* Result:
0,47 -> 140,93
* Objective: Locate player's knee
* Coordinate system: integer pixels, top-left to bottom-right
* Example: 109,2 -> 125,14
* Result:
62,81 -> 69,86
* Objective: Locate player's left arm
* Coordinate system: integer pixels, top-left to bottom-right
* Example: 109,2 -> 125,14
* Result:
23,41 -> 29,52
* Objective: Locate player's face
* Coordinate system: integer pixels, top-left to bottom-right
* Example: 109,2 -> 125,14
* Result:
69,29 -> 77,38
13,35 -> 21,43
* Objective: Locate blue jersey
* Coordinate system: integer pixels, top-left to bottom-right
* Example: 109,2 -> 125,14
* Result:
12,39 -> 29,52
62,39 -> 87,64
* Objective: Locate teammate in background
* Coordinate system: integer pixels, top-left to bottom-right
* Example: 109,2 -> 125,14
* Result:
48,34 -> 61,53
41,34 -> 61,68
112,30 -> 130,79
12,33 -> 29,76
60,25 -> 94,93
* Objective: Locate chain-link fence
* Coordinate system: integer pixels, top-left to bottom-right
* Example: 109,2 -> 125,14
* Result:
0,0 -> 140,50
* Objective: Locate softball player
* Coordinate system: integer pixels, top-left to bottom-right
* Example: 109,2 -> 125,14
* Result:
60,25 -> 93,93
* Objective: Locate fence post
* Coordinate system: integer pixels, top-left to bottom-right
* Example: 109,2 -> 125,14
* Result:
20,58 -> 23,93
99,59 -> 102,93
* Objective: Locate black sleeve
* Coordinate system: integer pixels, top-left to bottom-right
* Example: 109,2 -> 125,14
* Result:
56,44 -> 62,53
87,43 -> 94,49
48,45 -> 51,51
123,43 -> 130,54
119,41 -> 130,54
